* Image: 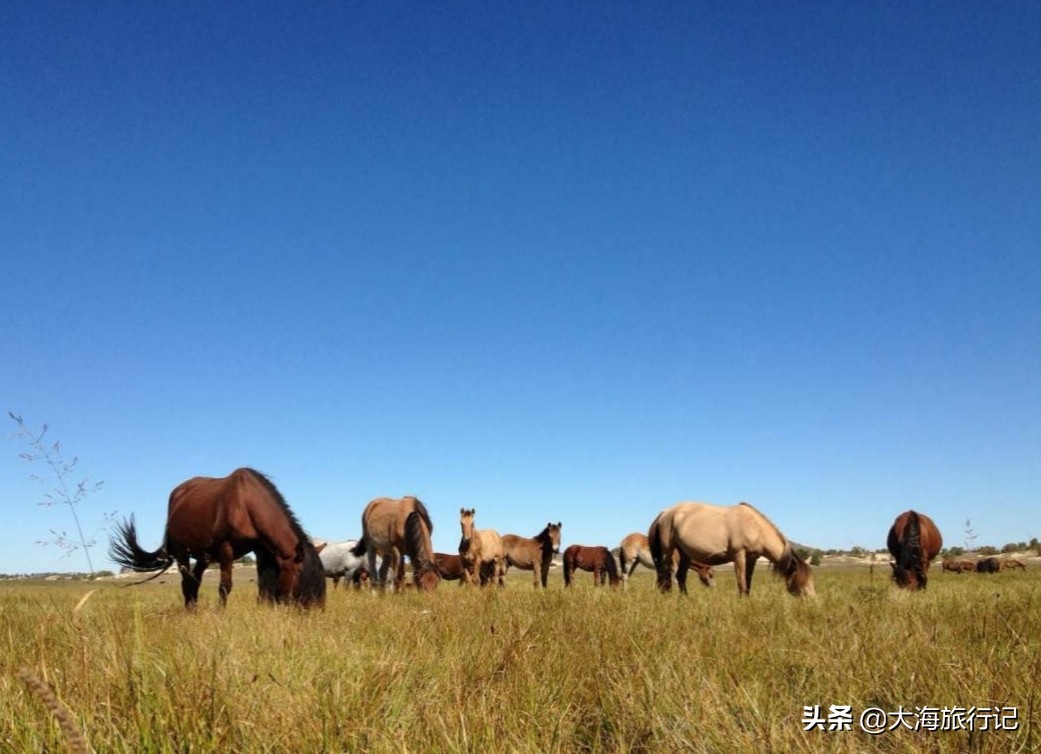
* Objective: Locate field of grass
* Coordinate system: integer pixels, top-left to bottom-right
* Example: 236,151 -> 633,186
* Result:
3,565 -> 1038,753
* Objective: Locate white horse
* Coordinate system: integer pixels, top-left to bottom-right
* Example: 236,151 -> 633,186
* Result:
313,539 -> 378,589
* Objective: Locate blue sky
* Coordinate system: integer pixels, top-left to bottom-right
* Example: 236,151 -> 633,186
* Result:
3,3 -> 1039,574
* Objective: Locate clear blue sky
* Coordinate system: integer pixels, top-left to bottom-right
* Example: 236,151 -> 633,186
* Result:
3,3 -> 1038,574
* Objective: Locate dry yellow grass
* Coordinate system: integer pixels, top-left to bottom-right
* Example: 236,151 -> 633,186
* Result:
2,566 -> 1038,753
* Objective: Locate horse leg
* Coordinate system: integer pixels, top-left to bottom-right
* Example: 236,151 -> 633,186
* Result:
745,555 -> 759,596
332,575 -> 341,590
675,552 -> 691,596
394,557 -> 407,592
593,566 -> 601,587
733,551 -> 751,596
623,554 -> 638,586
181,556 -> 205,609
367,549 -> 382,592
539,557 -> 550,588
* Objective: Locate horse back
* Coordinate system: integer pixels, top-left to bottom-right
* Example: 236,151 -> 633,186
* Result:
666,503 -> 738,562
502,533 -> 536,567
165,473 -> 242,551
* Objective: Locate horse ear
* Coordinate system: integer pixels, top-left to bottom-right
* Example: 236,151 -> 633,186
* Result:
557,522 -> 562,528
314,542 -> 327,554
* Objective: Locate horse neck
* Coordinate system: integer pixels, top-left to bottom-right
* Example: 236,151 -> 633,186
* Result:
534,528 -> 554,553
756,525 -> 793,565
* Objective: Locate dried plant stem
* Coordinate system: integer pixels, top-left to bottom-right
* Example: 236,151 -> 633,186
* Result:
17,668 -> 90,754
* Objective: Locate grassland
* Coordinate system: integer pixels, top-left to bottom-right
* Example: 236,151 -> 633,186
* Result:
3,565 -> 1038,753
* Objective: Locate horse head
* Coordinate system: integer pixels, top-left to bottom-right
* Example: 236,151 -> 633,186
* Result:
414,564 -> 441,592
543,522 -> 563,554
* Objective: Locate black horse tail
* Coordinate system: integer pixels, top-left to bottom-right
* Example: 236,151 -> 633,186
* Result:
108,516 -> 175,576
902,510 -> 926,588
603,547 -> 619,584
350,537 -> 366,557
405,509 -> 433,570
647,514 -> 671,591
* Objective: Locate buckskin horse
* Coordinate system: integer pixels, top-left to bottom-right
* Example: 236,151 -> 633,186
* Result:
887,510 -> 943,590
501,522 -> 562,588
617,531 -> 714,589
459,508 -> 506,587
351,496 -> 440,592
648,501 -> 815,597
563,544 -> 621,587
109,467 -> 326,609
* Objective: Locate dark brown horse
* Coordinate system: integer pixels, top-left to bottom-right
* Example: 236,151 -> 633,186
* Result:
887,510 -> 943,590
563,544 -> 620,587
109,468 -> 326,609
975,556 -> 1000,574
502,522 -> 562,588
433,552 -> 466,582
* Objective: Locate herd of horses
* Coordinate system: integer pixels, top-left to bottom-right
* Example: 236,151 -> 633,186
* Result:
108,467 -> 1024,610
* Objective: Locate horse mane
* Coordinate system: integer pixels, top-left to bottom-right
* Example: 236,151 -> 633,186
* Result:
737,501 -> 788,547
243,468 -> 310,543
409,497 -> 434,535
534,523 -> 558,552
404,507 -> 434,569
737,502 -> 812,590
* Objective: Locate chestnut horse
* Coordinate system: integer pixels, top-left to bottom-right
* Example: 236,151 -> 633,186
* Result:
351,496 -> 440,592
563,544 -> 620,587
648,501 -> 815,597
459,508 -> 506,587
617,532 -> 715,589
887,510 -> 942,590
502,522 -> 562,588
109,467 -> 326,609
433,552 -> 466,582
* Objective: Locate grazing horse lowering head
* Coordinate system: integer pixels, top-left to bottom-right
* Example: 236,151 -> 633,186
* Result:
887,510 -> 943,590
109,468 -> 326,609
647,501 -> 815,598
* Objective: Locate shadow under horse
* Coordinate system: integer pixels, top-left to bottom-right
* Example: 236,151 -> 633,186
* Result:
109,467 -> 326,609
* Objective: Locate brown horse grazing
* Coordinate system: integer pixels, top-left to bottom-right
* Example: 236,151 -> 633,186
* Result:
887,510 -> 943,590
563,545 -> 620,587
351,496 -> 440,592
109,468 -> 326,609
617,532 -> 715,589
459,508 -> 506,587
501,522 -> 562,588
648,501 -> 815,597
432,552 -> 466,582
1001,558 -> 1027,570
941,558 -> 975,574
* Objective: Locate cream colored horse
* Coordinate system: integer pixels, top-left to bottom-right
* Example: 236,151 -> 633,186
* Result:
351,496 -> 439,592
617,532 -> 715,589
459,508 -> 506,587
648,502 -> 815,597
